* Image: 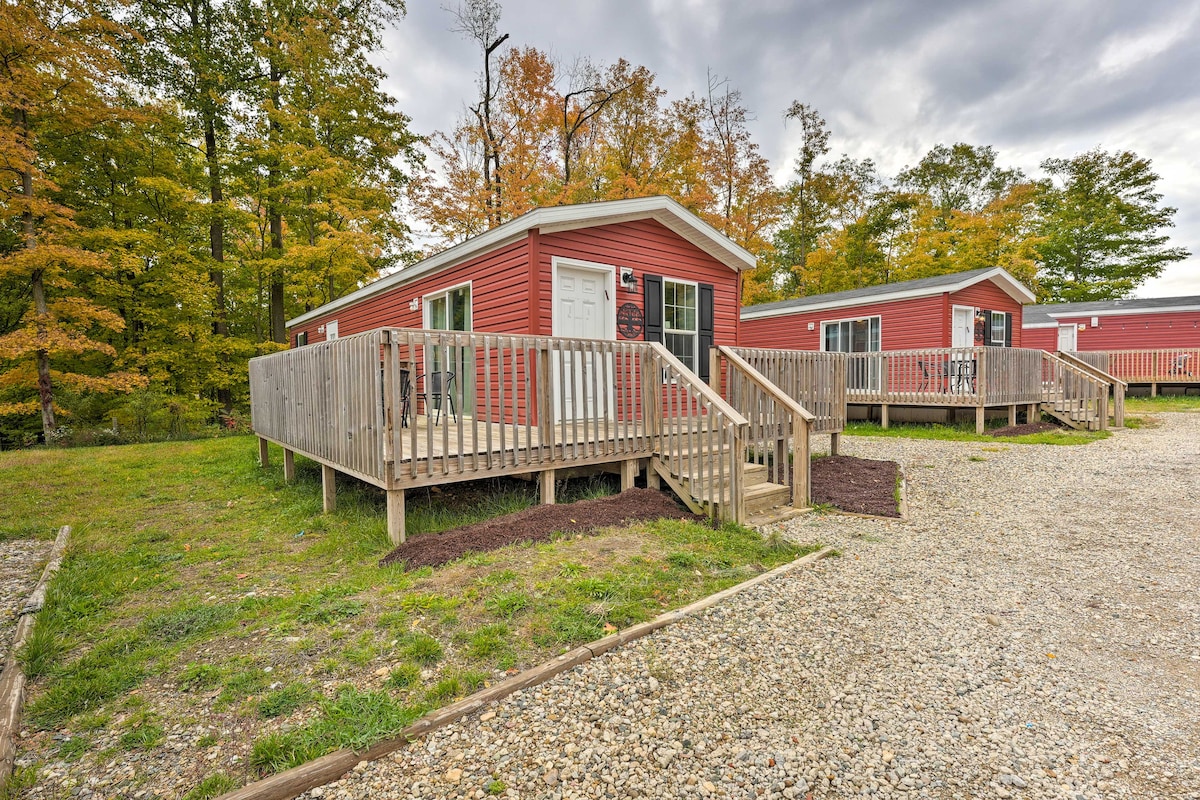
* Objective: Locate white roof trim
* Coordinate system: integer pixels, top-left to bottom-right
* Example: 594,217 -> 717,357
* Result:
1022,322 -> 1062,329
740,267 -> 1037,320
1026,304 -> 1200,323
288,196 -> 754,328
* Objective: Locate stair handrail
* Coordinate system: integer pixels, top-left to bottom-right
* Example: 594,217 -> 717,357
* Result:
1057,351 -> 1125,428
713,345 -> 814,509
1042,351 -> 1109,431
644,341 -> 749,524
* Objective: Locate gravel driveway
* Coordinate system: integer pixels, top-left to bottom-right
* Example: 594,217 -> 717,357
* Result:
317,412 -> 1200,800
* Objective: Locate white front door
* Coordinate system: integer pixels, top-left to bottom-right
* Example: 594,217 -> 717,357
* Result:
553,263 -> 614,421
951,307 -> 974,348
1057,324 -> 1077,352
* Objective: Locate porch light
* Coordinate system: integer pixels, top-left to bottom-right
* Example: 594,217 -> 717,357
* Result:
620,268 -> 637,293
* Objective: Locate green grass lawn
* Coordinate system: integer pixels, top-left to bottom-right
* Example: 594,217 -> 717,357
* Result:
0,436 -> 816,794
842,420 -> 1110,445
1123,394 -> 1200,413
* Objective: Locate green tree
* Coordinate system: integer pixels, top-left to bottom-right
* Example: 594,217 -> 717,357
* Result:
0,0 -> 146,439
1036,148 -> 1189,301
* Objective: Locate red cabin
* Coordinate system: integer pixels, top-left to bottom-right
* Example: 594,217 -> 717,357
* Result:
287,196 -> 753,383
1022,297 -> 1200,352
739,267 -> 1036,353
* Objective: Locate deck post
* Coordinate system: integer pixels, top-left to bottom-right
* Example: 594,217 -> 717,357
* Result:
880,404 -> 889,429
1027,403 -> 1039,423
1151,382 -> 1157,397
829,432 -> 841,456
646,463 -> 661,490
283,449 -> 296,483
386,489 -> 405,545
539,469 -> 556,505
322,464 -> 336,513
620,459 -> 637,491
1008,405 -> 1017,426
258,437 -> 269,468
975,406 -> 985,435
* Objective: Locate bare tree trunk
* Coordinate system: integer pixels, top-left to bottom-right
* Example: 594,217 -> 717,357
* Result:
15,108 -> 56,438
268,50 -> 287,343
204,114 -> 233,411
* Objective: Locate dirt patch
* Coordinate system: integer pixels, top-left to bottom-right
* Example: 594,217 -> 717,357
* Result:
380,489 -> 703,570
811,456 -> 900,518
989,422 -> 1060,437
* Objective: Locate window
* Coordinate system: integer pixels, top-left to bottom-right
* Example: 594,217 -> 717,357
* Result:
990,311 -> 1007,346
821,316 -> 881,353
425,284 -> 471,333
295,331 -> 308,347
324,320 -> 338,340
663,279 -> 698,371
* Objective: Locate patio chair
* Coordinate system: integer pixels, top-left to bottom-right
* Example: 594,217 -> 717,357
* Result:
416,371 -> 457,425
398,369 -> 412,427
918,360 -> 935,392
1169,353 -> 1193,377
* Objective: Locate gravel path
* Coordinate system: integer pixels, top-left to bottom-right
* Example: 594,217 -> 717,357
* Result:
0,539 -> 52,667
314,413 -> 1200,800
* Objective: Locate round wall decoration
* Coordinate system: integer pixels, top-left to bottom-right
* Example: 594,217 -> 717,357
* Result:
616,302 -> 644,339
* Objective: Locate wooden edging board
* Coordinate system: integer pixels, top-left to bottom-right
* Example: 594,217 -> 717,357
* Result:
0,525 -> 71,789
215,545 -> 835,800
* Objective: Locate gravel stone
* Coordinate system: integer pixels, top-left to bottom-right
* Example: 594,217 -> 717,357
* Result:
312,412 -> 1200,799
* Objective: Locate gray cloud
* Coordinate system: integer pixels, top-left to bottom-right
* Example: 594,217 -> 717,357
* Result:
379,0 -> 1200,296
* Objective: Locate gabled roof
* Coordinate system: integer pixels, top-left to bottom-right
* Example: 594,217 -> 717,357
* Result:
740,267 -> 1037,320
1023,296 -> 1200,327
288,196 -> 755,328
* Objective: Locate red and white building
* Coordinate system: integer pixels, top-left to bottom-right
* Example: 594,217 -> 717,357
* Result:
738,267 -> 1037,353
287,196 -> 752,382
1022,296 -> 1200,352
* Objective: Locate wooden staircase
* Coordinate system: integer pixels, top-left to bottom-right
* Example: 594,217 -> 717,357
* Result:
1040,397 -> 1102,430
652,449 -> 799,529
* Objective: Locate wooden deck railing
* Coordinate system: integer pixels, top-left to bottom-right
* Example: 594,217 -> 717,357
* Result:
720,347 -> 845,435
1041,351 -> 1109,430
250,328 -> 752,537
1058,352 -> 1126,428
1086,349 -> 1200,385
712,346 -> 815,510
842,347 -> 1044,406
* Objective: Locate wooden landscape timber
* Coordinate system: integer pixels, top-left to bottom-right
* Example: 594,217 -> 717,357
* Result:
0,526 -> 70,791
212,546 -> 834,800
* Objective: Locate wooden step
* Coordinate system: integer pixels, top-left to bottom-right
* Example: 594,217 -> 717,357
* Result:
744,481 -> 791,515
746,506 -> 812,530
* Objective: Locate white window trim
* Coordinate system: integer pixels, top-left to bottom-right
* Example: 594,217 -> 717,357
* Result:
550,257 -> 616,339
423,280 -> 473,331
990,310 -> 1007,345
819,315 -> 882,353
662,276 -> 700,370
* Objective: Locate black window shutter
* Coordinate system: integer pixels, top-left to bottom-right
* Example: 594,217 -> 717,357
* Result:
643,274 -> 663,343
698,283 -> 715,381
1004,312 -> 1013,347
979,309 -> 993,345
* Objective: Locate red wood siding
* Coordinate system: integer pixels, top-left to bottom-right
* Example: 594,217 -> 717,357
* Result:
739,295 -> 944,350
1024,310 -> 1200,351
537,219 -> 740,347
290,239 -> 532,346
947,283 -> 1024,347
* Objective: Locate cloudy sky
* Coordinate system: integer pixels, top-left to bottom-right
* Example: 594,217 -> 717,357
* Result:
377,0 -> 1200,298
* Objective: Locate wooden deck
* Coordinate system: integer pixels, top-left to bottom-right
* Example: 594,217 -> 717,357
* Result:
1073,349 -> 1200,395
250,328 -> 819,543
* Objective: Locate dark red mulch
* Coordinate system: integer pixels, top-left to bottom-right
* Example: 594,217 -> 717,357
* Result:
379,488 -> 704,570
988,422 -> 1060,437
811,455 -> 901,518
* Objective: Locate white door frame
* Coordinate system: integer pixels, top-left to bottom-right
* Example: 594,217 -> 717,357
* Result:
550,258 -> 617,422
550,257 -> 616,339
951,305 -> 974,348
1057,323 -> 1078,352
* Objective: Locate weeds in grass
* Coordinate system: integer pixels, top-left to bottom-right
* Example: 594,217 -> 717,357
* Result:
968,455 -> 987,462
249,686 -> 426,775
844,420 -> 1109,445
257,684 -> 312,718
398,593 -> 457,615
385,663 -> 421,689
0,766 -> 38,800
424,676 -> 461,702
557,561 -> 586,578
56,735 -> 90,761
196,733 -> 218,747
484,591 -> 530,619
178,663 -> 222,692
27,630 -> 151,727
119,718 -> 165,750
486,779 -> 506,795
182,773 -> 238,800
397,632 -> 443,665
463,624 -> 511,660
18,619 -> 66,679
143,604 -> 235,642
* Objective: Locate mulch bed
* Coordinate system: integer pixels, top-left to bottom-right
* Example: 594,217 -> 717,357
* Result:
988,422 -> 1060,437
811,456 -> 901,518
379,488 -> 704,570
